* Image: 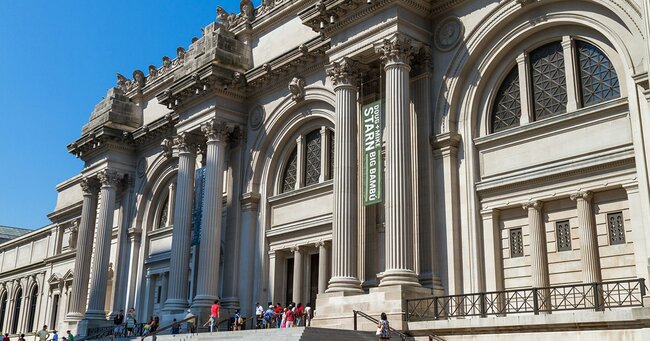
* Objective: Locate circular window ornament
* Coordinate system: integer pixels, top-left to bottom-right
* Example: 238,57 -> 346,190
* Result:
434,17 -> 464,52
250,105 -> 265,131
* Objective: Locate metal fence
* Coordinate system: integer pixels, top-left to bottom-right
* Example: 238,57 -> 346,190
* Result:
406,278 -> 646,321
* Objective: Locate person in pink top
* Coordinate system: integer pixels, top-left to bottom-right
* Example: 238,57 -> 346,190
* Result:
210,300 -> 220,332
285,306 -> 295,328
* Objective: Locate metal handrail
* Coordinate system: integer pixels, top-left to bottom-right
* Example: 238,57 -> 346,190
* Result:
407,278 -> 647,321
140,315 -> 196,340
429,334 -> 446,341
353,310 -> 409,341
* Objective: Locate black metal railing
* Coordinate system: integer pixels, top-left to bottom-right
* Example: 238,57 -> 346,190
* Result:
80,323 -> 147,341
407,278 -> 646,321
353,310 -> 409,341
141,315 -> 197,340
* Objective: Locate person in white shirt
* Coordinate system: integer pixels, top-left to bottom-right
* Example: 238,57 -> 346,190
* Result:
304,303 -> 313,326
255,302 -> 264,329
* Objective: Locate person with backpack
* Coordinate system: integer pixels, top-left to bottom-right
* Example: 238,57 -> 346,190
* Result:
263,305 -> 275,329
233,310 -> 243,331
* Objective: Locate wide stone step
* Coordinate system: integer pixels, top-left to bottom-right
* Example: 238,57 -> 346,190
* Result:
150,326 -> 378,341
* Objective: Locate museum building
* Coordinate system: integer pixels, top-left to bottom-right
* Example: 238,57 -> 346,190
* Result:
1,0 -> 650,339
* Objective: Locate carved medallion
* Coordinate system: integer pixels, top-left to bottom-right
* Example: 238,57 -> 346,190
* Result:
434,17 -> 464,52
137,157 -> 147,178
250,105 -> 265,130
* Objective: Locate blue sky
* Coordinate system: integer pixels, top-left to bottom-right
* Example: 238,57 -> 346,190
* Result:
0,1 -> 243,229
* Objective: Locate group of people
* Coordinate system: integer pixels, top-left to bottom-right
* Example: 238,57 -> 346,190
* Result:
113,307 -> 160,337
257,302 -> 313,329
2,326 -> 75,341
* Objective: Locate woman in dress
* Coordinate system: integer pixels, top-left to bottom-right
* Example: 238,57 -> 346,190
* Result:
125,307 -> 136,336
377,312 -> 391,340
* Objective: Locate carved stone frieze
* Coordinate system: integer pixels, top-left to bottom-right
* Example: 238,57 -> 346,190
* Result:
326,57 -> 360,87
288,76 -> 306,101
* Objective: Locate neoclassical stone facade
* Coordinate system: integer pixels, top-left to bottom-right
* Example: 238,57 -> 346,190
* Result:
2,0 -> 650,339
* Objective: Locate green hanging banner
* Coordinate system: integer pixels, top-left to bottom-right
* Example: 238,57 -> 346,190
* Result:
362,100 -> 383,206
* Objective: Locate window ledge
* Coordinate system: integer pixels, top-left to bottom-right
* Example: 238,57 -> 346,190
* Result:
269,179 -> 333,204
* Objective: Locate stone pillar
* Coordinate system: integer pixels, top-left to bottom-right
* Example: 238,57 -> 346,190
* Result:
85,170 -> 122,319
481,209 -> 503,292
268,250 -> 277,303
238,192 -> 260,317
316,242 -> 329,294
324,57 -> 363,293
193,120 -> 229,309
144,274 -> 155,320
66,177 -> 99,321
523,201 -> 550,310
165,183 -> 176,227
111,177 -> 134,316
375,34 -> 421,287
562,36 -> 580,112
571,191 -> 602,283
165,133 -> 197,312
161,273 -> 169,305
292,246 -> 303,303
319,127 -> 330,182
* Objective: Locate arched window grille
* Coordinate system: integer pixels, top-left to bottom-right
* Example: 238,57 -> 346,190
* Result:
491,66 -> 521,132
490,38 -> 620,134
304,130 -> 322,186
0,293 -> 6,332
26,285 -> 38,332
282,148 -> 298,193
328,130 -> 335,179
158,200 -> 169,229
12,288 -> 22,334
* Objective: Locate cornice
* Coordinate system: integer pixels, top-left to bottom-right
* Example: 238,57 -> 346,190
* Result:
43,250 -> 76,265
46,201 -> 83,222
67,126 -> 135,160
131,112 -> 179,147
245,37 -> 330,95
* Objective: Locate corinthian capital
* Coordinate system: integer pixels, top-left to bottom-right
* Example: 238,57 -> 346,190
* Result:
570,191 -> 593,202
522,200 -> 543,211
374,33 -> 421,66
173,132 -> 200,154
326,57 -> 360,87
97,170 -> 122,187
201,119 -> 231,143
80,177 -> 100,195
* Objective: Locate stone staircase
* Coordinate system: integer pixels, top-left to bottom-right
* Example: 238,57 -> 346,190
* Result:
149,327 -> 378,341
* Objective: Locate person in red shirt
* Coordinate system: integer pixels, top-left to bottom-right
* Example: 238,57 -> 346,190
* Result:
210,300 -> 220,332
3,333 -> 10,341
285,307 -> 295,328
274,303 -> 283,328
295,303 -> 304,326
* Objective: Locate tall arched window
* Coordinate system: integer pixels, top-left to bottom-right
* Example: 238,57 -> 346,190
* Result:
280,127 -> 335,194
0,293 -> 7,332
490,37 -> 620,133
158,200 -> 169,229
26,285 -> 38,332
12,288 -> 22,334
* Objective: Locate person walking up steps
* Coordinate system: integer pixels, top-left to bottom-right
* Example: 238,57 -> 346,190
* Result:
37,325 -> 49,341
210,300 -> 220,332
377,312 -> 391,340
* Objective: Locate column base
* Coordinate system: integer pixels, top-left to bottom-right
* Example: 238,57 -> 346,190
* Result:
65,312 -> 84,322
163,298 -> 190,314
325,276 -> 363,293
83,309 -> 108,320
76,317 -> 113,338
220,296 -> 240,310
379,269 -> 421,287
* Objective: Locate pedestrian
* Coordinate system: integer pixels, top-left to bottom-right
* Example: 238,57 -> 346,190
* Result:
18,334 -> 25,341
113,309 -> 124,336
171,319 -> 180,335
126,307 -> 136,336
255,302 -> 264,329
149,316 -> 160,341
65,331 -> 73,341
305,303 -> 313,326
285,306 -> 295,328
210,300 -> 220,332
233,310 -> 243,331
263,305 -> 275,329
274,303 -> 283,328
377,312 -> 391,340
2,333 -> 9,341
37,325 -> 49,341
295,303 -> 304,326
52,331 -> 58,341
184,309 -> 196,334
281,307 -> 288,328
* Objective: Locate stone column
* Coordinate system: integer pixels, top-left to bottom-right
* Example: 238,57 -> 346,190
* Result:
325,57 -> 363,293
481,209 -> 503,292
268,250 -> 278,303
66,177 -> 99,321
292,246 -> 303,303
571,191 -> 602,283
523,201 -> 550,310
111,177 -> 134,316
316,242 -> 329,294
161,273 -> 169,305
319,127 -> 330,182
239,192 -> 260,318
144,274 -> 155,320
193,120 -> 229,309
85,170 -> 122,319
165,132 -> 197,312
165,183 -> 176,227
375,34 -> 421,286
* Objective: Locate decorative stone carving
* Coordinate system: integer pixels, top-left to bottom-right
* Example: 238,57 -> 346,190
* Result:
522,200 -> 543,211
250,105 -> 265,131
68,220 -> 79,250
107,263 -> 114,280
570,191 -> 593,202
133,70 -> 146,89
201,119 -> 231,142
288,77 -> 306,101
240,0 -> 255,21
176,47 -> 186,61
434,16 -> 464,52
136,157 -> 147,178
97,170 -> 122,187
375,34 -> 418,65
173,132 -> 199,154
326,57 -> 360,86
161,138 -> 173,159
79,177 -> 99,195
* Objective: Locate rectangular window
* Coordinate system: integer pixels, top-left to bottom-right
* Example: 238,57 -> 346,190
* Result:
50,294 -> 59,328
156,285 -> 162,304
556,220 -> 572,251
607,212 -> 626,245
510,228 -> 524,257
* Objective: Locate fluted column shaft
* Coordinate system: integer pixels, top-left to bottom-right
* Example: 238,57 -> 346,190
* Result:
66,178 -> 99,321
86,170 -> 121,318
325,58 -> 362,293
165,183 -> 176,227
292,247 -> 303,303
524,201 -> 549,288
571,192 -> 602,283
165,133 -> 197,312
317,242 -> 329,294
193,120 -> 229,307
376,35 -> 420,286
